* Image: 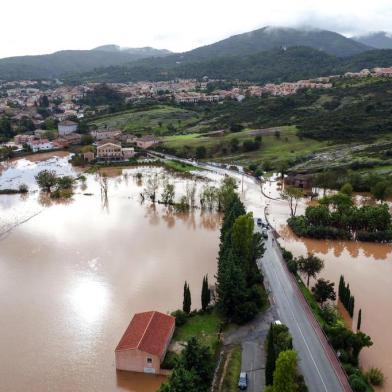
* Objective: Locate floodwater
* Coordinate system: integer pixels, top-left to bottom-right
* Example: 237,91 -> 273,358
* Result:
0,154 -> 221,392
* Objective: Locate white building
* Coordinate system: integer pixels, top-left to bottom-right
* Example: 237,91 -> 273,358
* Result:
27,139 -> 54,152
58,120 -> 78,136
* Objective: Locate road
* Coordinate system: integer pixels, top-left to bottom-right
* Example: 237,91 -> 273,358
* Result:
257,226 -> 346,392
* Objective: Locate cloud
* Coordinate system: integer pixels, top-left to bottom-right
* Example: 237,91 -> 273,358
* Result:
1,0 -> 392,58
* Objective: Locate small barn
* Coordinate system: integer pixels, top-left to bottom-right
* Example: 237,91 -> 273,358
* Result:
115,311 -> 175,374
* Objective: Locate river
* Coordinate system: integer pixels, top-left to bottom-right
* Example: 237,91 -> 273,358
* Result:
0,153 -> 221,392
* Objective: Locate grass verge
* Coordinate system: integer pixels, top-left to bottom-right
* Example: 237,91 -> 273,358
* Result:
221,345 -> 242,392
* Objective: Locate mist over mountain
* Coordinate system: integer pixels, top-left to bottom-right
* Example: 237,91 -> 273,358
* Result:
0,26 -> 383,81
353,32 -> 392,49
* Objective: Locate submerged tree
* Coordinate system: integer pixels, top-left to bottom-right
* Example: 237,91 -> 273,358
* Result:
35,170 -> 58,193
144,173 -> 159,202
281,186 -> 304,217
161,180 -> 175,204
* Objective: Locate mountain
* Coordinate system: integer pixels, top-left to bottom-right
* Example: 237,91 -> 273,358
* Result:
92,45 -> 171,56
177,26 -> 372,60
68,46 -> 392,84
0,26 -> 376,81
353,32 -> 392,49
0,47 -> 171,80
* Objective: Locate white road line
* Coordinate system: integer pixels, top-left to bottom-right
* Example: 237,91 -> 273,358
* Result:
267,246 -> 329,392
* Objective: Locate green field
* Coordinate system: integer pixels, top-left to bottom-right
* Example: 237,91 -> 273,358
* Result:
163,126 -> 329,167
89,105 -> 202,136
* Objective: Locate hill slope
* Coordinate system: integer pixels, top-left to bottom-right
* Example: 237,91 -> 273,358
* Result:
69,47 -> 392,84
353,32 -> 392,49
0,47 -> 170,80
178,26 -> 371,60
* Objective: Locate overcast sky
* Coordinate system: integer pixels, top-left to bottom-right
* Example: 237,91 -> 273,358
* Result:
2,0 -> 392,58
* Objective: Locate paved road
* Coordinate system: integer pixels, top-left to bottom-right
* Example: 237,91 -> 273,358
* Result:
257,226 -> 345,392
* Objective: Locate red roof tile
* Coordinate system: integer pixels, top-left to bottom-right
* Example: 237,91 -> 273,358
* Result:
115,311 -> 175,357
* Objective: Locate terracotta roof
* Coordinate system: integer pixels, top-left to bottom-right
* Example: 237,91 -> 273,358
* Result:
115,311 -> 175,357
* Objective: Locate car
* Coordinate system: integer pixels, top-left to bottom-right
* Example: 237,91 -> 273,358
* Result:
273,320 -> 282,326
256,218 -> 262,226
262,228 -> 268,238
238,372 -> 248,390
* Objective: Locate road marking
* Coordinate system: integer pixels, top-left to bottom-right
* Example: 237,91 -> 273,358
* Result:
267,248 -> 329,392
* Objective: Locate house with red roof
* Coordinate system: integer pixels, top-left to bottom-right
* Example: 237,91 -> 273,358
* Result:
115,311 -> 175,374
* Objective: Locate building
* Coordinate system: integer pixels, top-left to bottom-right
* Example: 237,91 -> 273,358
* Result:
96,141 -> 135,161
97,141 -> 123,160
58,120 -> 78,136
14,134 -> 35,144
83,151 -> 95,162
27,139 -> 54,153
136,135 -> 160,149
91,128 -> 122,141
285,173 -> 313,189
63,133 -> 82,145
115,311 -> 175,374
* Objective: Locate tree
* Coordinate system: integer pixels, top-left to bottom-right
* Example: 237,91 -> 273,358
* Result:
230,137 -> 239,152
265,324 -> 276,386
81,134 -> 93,145
35,170 -> 58,193
195,145 -> 207,159
340,182 -> 353,196
297,254 -> 324,287
201,275 -> 210,311
357,309 -> 362,331
371,180 -> 392,201
312,279 -> 336,305
144,173 -> 159,202
183,281 -> 191,314
281,186 -> 304,217
161,181 -> 175,204
270,350 -> 299,392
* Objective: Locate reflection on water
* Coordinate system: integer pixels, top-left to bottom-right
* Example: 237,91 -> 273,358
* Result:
0,155 -> 221,392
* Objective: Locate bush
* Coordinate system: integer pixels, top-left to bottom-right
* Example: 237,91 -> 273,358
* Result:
366,367 -> 384,386
349,375 -> 369,392
287,259 -> 298,274
18,183 -> 29,193
171,309 -> 188,327
161,351 -> 179,370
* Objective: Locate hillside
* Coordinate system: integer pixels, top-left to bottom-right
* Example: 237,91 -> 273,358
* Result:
179,26 -> 371,60
0,47 -> 170,80
68,47 -> 392,84
353,32 -> 392,49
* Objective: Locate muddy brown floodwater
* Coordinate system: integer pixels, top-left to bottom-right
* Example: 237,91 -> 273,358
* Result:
0,154 -> 221,392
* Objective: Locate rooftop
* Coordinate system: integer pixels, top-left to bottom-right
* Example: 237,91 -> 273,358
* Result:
115,311 -> 175,357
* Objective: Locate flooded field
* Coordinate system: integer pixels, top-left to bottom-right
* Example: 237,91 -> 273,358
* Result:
0,154 -> 221,392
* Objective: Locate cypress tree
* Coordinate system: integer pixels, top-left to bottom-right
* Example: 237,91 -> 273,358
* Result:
183,281 -> 191,314
201,275 -> 210,311
265,323 -> 276,386
357,309 -> 362,331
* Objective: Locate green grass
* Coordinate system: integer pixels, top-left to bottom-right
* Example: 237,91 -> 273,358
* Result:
221,345 -> 242,392
173,311 -> 223,352
89,105 -> 201,136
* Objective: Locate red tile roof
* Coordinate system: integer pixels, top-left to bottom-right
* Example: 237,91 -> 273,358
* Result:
115,311 -> 175,358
